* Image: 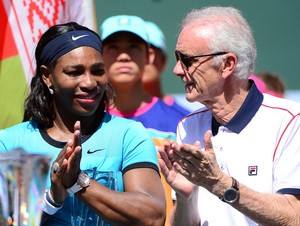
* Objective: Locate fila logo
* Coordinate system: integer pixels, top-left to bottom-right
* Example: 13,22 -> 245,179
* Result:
72,34 -> 88,41
87,149 -> 105,154
248,166 -> 258,176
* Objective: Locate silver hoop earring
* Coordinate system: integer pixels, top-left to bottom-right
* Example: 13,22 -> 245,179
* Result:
48,87 -> 54,95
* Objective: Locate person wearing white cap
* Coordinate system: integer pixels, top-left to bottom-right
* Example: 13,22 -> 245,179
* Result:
143,21 -> 190,116
99,15 -> 186,226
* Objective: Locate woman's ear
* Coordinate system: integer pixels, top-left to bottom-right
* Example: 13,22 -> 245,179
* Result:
41,65 -> 52,87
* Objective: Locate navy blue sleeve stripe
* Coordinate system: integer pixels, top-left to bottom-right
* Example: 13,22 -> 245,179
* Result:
277,188 -> 300,195
123,162 -> 159,175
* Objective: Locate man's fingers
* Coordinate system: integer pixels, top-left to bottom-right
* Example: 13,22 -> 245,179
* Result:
158,159 -> 169,177
204,130 -> 213,151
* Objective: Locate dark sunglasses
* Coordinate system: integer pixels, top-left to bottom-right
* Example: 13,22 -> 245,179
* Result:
174,50 -> 228,70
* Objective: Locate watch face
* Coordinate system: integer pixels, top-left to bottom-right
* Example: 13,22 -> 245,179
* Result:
78,173 -> 90,187
224,188 -> 238,203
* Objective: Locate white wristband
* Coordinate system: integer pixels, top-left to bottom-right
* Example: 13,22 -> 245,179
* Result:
43,191 -> 63,215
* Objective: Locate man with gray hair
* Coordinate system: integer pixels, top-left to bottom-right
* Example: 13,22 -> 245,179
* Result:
159,6 -> 300,226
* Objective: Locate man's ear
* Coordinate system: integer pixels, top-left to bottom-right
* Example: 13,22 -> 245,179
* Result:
41,65 -> 52,87
221,53 -> 237,79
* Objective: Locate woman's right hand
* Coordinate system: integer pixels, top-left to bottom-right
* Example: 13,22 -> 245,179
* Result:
61,121 -> 82,189
50,121 -> 82,204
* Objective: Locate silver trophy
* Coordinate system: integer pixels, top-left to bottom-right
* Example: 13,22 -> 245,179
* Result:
0,149 -> 51,226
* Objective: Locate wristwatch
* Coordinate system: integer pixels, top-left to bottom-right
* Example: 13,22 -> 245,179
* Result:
221,177 -> 239,204
67,172 -> 90,195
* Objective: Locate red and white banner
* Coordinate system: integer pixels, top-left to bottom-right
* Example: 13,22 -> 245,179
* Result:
2,0 -> 96,84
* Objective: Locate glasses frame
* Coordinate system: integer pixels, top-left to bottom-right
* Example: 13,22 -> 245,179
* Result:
174,50 -> 228,70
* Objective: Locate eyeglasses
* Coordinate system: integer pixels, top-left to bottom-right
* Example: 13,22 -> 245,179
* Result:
174,50 -> 228,70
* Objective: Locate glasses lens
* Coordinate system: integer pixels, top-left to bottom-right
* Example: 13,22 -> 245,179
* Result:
181,55 -> 189,68
174,51 -> 188,69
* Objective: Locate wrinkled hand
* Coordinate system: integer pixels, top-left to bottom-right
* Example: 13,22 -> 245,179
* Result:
158,140 -> 197,198
172,130 -> 224,193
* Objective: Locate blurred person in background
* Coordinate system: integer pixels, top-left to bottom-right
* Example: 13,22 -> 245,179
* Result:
257,71 -> 285,98
99,15 -> 186,226
143,21 -> 190,116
